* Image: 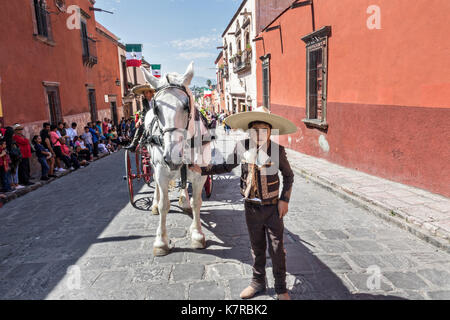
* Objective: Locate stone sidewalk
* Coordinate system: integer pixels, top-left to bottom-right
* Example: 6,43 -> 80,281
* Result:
285,149 -> 450,252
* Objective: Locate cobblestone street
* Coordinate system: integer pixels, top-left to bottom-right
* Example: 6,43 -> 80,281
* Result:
1,131 -> 449,300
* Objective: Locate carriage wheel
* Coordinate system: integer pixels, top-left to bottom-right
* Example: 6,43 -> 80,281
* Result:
135,147 -> 141,177
142,164 -> 153,186
204,175 -> 213,199
125,150 -> 134,204
140,147 -> 153,186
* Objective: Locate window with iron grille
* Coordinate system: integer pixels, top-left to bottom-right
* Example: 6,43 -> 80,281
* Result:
88,89 -> 97,123
81,20 -> 89,57
261,54 -> 271,109
80,19 -> 98,67
44,85 -> 62,125
32,0 -> 52,40
302,26 -> 331,129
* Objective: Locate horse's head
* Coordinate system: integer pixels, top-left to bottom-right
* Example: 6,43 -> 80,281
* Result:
141,62 -> 194,170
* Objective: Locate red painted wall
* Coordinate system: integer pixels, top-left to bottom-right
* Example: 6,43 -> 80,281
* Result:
256,0 -> 450,196
94,23 -> 122,120
0,0 -> 121,129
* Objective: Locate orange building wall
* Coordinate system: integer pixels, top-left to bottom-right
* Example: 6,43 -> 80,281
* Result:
256,0 -> 450,196
94,27 -> 123,122
0,0 -> 121,136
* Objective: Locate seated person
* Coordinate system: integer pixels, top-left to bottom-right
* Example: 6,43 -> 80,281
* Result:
61,141 -> 79,170
106,138 -> 116,153
98,140 -> 109,154
73,136 -> 91,161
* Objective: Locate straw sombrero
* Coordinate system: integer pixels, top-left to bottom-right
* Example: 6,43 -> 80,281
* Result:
13,123 -> 24,131
132,84 -> 155,95
224,106 -> 297,135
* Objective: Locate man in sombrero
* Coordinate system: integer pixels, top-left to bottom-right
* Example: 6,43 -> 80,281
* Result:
189,106 -> 297,300
125,83 -> 156,152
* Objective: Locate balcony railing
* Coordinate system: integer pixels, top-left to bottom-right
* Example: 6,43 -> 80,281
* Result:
233,50 -> 252,74
82,36 -> 98,67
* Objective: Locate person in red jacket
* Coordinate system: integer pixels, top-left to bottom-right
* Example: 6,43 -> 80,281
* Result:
12,124 -> 34,186
0,122 -> 6,138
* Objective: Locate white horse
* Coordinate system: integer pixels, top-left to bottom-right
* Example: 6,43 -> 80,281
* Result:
141,63 -> 208,256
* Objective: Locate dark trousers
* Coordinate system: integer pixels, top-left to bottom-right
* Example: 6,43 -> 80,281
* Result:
0,167 -> 12,192
18,158 -> 31,185
78,149 -> 91,161
93,142 -> 99,157
38,157 -> 49,178
245,201 -> 287,295
54,146 -> 71,168
70,154 -> 80,169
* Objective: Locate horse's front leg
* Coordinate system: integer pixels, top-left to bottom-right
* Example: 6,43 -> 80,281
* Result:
151,182 -> 160,215
190,174 -> 207,249
153,178 -> 171,256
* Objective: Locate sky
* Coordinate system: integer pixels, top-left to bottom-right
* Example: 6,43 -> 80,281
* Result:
94,0 -> 242,85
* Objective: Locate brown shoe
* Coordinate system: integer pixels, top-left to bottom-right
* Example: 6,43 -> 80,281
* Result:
277,292 -> 291,300
240,286 -> 264,299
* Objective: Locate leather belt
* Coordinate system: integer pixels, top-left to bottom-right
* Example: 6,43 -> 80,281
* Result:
245,198 -> 279,206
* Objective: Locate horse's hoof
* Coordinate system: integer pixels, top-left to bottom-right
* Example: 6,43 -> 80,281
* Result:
151,206 -> 159,215
183,207 -> 193,214
153,246 -> 170,256
191,238 -> 206,250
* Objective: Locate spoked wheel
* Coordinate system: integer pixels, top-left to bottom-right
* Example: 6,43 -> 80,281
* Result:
204,175 -> 213,199
125,150 -> 134,204
139,146 -> 153,186
142,164 -> 153,186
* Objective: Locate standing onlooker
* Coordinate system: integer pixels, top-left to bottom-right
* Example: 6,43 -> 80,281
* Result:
50,124 -> 70,171
82,126 -> 94,155
32,135 -> 55,180
96,121 -> 104,140
102,118 -> 109,138
0,138 -> 13,192
40,123 -> 56,176
4,127 -> 22,189
66,122 -> 78,145
13,124 -> 34,186
57,122 -> 69,145
89,122 -> 99,158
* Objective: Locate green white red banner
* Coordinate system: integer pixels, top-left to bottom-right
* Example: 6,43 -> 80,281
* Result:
126,44 -> 142,67
150,64 -> 161,78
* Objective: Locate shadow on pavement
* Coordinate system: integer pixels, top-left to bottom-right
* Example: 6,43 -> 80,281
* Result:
172,173 -> 408,300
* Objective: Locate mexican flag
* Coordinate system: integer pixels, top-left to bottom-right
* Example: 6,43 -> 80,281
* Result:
126,44 -> 142,67
204,89 -> 212,98
151,64 -> 161,78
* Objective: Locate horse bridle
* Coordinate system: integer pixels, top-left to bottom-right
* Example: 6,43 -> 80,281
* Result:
149,75 -> 192,146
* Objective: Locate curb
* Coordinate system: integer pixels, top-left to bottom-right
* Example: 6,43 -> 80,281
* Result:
0,152 -> 111,207
291,166 -> 450,254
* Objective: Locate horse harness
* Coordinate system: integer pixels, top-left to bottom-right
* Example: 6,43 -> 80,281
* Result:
144,75 -> 192,148
144,75 -> 192,187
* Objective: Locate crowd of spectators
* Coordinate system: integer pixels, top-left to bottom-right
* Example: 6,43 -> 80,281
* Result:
0,117 -> 136,193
